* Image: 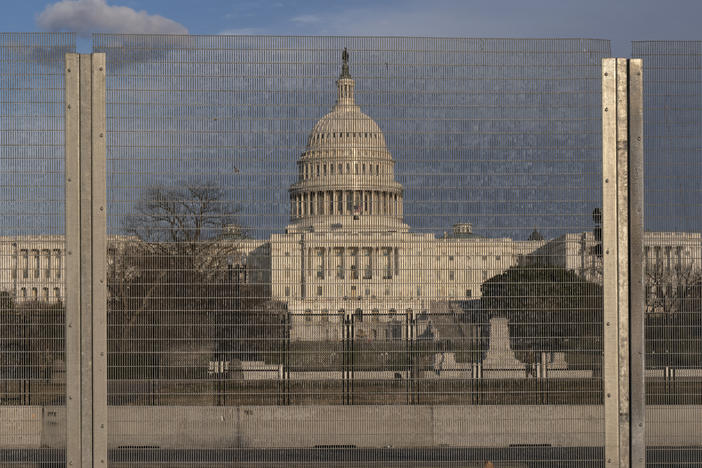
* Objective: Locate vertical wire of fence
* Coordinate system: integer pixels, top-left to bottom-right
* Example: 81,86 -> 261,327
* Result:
89,35 -> 610,466
0,32 -> 75,464
634,40 -> 702,466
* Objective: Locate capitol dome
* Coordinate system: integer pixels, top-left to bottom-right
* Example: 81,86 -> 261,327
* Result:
288,49 -> 407,233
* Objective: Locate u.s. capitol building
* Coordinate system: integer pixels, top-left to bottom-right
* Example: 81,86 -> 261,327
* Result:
2,52 -> 700,342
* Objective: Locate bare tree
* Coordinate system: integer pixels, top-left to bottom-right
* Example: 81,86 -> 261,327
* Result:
645,262 -> 702,368
107,181 -> 245,379
645,260 -> 702,315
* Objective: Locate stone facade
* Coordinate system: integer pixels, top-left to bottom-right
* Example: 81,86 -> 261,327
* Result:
0,235 -> 66,303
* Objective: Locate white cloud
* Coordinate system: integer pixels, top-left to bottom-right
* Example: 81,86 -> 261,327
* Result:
36,0 -> 188,37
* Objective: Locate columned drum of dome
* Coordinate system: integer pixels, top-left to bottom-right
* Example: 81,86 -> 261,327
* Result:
288,49 -> 407,234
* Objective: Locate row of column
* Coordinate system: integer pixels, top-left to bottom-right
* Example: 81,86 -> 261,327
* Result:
291,190 -> 402,218
644,245 -> 683,271
305,246 -> 400,281
16,248 -> 63,280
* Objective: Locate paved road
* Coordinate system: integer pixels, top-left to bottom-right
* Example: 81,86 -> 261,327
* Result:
3,447 -> 702,467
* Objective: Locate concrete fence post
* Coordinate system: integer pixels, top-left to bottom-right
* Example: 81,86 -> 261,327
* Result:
64,52 -> 107,468
601,57 -> 645,468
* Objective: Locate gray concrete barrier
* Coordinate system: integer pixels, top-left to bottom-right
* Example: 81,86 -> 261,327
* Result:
3,404 -> 701,449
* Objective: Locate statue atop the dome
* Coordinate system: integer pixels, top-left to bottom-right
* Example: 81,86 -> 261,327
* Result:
340,47 -> 351,78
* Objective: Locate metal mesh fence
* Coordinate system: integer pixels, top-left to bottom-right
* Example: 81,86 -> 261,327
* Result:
0,32 -> 75,464
91,35 -> 609,466
634,40 -> 702,466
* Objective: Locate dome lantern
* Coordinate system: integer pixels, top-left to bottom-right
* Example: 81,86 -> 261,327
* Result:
336,48 -> 355,107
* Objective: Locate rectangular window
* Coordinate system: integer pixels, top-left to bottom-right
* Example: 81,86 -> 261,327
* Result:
466,289 -> 472,298
362,248 -> 372,279
449,271 -> 455,281
335,249 -> 344,279
317,286 -> 323,296
53,249 -> 61,278
21,250 -> 28,278
350,248 -> 359,279
383,249 -> 392,279
33,250 -> 40,278
316,248 -> 325,279
43,249 -> 51,278
285,286 -> 290,297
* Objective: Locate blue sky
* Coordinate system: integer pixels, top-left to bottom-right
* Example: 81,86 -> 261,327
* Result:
1,0 -> 702,56
1,1 -> 701,238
